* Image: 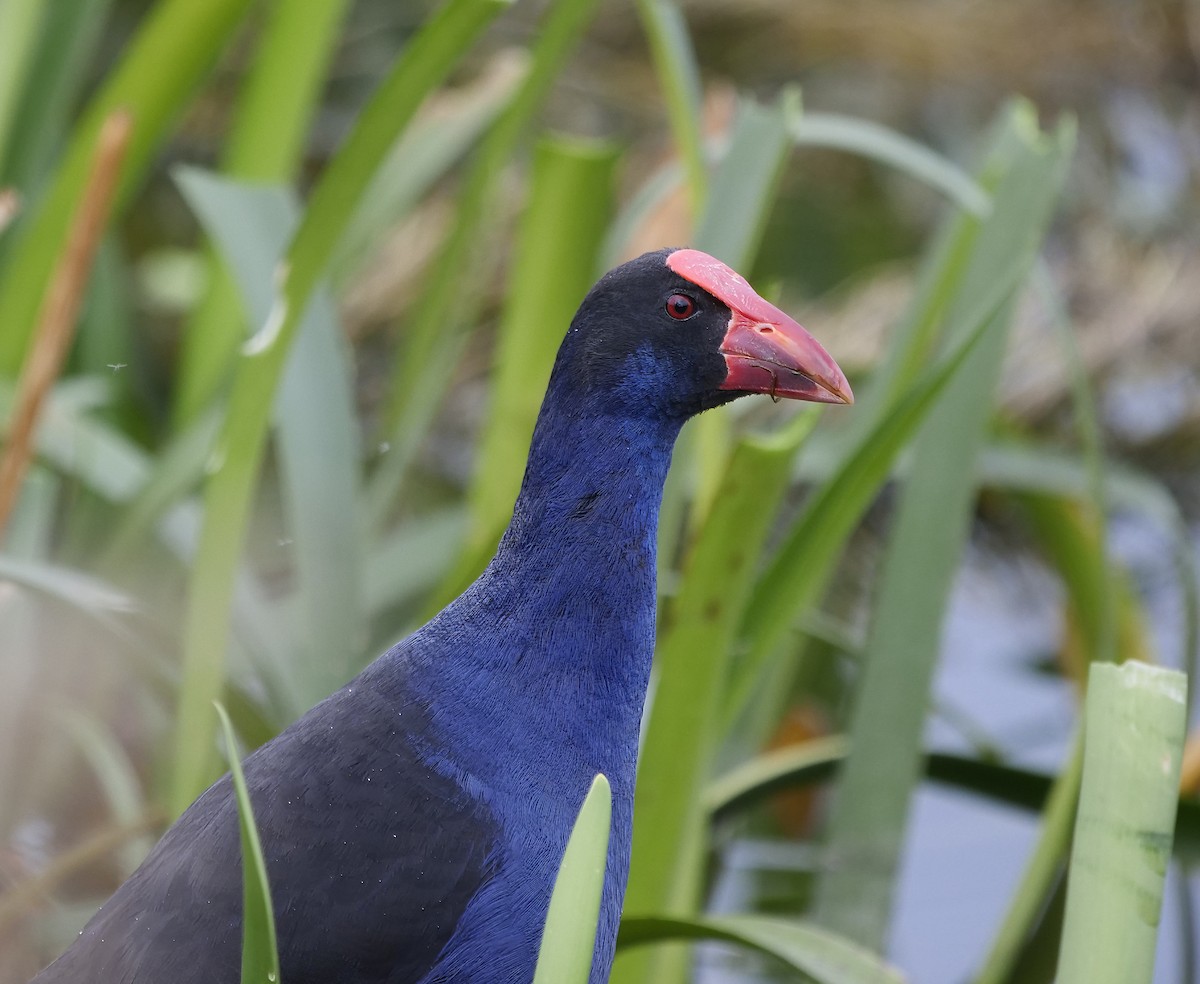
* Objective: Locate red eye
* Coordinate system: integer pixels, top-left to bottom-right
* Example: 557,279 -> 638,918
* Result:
666,293 -> 696,320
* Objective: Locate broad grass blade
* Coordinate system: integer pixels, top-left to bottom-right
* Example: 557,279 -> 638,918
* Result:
0,0 -> 45,174
223,0 -> 351,178
814,108 -> 1075,947
973,127 -> 1144,984
533,774 -> 613,984
1019,494 -> 1157,680
602,160 -> 685,268
724,246 -> 1031,732
0,0 -> 112,195
836,106 -> 1035,445
0,554 -> 137,618
675,740 -> 1200,865
976,506 -> 1129,981
705,736 -> 848,819
790,113 -> 990,216
431,135 -> 618,606
617,914 -> 906,984
331,52 -> 527,285
1056,662 -> 1186,984
693,91 -> 798,268
634,0 -> 706,213
173,0 -> 352,426
369,0 -> 605,526
618,415 -> 816,984
704,745 -> 1087,825
978,440 -> 1198,670
176,169 -> 364,715
686,91 -> 798,519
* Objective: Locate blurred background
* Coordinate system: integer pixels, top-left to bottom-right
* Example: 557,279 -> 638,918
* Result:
0,0 -> 1198,981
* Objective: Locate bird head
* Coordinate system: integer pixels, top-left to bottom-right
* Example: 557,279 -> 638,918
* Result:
557,247 -> 853,419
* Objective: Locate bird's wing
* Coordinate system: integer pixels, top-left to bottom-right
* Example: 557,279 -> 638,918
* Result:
31,680 -> 498,984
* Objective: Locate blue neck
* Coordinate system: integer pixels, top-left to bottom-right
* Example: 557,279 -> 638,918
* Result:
394,380 -> 685,984
501,406 -> 677,578
406,377 -> 683,732
476,391 -> 681,679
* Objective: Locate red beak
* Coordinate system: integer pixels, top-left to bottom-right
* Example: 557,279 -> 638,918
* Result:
666,248 -> 853,405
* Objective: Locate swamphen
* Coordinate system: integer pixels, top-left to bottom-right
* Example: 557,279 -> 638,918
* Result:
31,247 -> 851,984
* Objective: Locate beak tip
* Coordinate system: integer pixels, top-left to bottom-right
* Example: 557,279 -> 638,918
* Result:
818,362 -> 854,406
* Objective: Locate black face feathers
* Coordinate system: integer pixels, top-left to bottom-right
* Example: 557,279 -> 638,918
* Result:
551,249 -> 735,418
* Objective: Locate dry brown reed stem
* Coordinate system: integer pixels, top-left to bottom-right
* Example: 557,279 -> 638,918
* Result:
0,109 -> 134,540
